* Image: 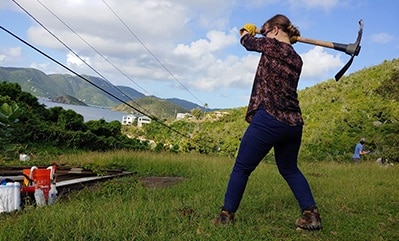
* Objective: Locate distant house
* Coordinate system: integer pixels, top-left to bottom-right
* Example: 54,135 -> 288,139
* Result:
176,113 -> 193,120
121,114 -> 136,125
137,116 -> 151,127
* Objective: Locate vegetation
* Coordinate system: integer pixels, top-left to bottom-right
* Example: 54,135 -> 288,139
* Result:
1,151 -> 398,240
51,94 -> 88,106
0,82 -> 149,160
1,59 -> 399,162
124,59 -> 399,162
113,95 -> 189,120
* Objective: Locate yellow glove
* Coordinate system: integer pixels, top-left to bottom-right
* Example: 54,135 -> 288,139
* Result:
240,23 -> 257,36
290,35 -> 299,44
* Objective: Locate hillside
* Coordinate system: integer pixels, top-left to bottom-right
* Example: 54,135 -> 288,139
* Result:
112,96 -> 189,120
126,58 -> 399,161
298,58 -> 399,160
1,59 -> 398,161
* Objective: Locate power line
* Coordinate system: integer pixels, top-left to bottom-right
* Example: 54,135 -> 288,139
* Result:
36,0 -> 149,96
12,0 -> 152,119
6,1 -> 209,148
102,0 -> 206,107
34,0 -> 200,119
0,25 -> 191,140
35,0 -> 187,120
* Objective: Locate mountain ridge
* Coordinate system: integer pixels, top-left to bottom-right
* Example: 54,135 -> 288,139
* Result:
0,66 -> 208,118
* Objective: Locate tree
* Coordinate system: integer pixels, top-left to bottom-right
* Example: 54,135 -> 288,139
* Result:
190,108 -> 202,120
0,101 -> 22,159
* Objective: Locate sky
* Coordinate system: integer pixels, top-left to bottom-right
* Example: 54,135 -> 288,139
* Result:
0,0 -> 398,109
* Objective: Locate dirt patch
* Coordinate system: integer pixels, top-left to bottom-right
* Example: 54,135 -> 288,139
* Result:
138,176 -> 188,188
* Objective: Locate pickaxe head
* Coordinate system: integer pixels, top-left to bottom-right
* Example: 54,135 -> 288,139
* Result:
334,20 -> 363,81
293,20 -> 364,81
332,20 -> 363,57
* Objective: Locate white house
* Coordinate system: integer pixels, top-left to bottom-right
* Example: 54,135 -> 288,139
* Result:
121,114 -> 136,125
137,116 -> 151,127
176,113 -> 193,120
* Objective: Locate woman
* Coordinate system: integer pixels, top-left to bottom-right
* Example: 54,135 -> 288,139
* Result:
214,14 -> 322,230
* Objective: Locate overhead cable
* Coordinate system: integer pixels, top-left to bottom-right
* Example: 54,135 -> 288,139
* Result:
13,0 -> 152,118
102,0 -> 206,107
36,0 -> 149,96
0,25 -> 189,140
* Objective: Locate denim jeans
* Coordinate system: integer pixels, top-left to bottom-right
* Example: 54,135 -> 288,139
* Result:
223,109 -> 316,212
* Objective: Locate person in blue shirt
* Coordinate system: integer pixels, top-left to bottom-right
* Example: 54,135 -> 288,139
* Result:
352,138 -> 369,163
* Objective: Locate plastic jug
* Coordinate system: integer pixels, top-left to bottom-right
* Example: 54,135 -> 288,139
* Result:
0,182 -> 21,213
47,183 -> 58,205
34,185 -> 46,207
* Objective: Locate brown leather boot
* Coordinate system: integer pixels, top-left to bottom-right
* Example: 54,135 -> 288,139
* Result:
295,208 -> 322,230
214,210 -> 235,225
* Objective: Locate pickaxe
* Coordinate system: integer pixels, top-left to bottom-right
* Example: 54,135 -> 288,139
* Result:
291,20 -> 363,81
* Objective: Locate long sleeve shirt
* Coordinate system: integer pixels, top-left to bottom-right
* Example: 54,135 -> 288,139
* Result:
241,34 -> 303,126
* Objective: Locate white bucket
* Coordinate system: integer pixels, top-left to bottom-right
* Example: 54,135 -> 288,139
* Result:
0,182 -> 21,213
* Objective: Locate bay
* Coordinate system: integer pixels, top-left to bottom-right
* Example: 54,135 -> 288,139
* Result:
38,98 -> 129,123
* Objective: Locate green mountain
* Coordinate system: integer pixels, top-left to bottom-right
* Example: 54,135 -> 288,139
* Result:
0,67 -> 60,97
0,67 -> 146,106
0,67 -> 205,115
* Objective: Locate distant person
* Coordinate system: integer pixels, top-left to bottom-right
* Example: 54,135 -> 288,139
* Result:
352,138 -> 370,163
214,14 -> 322,230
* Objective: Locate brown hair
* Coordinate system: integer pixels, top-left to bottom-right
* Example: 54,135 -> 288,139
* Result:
261,14 -> 300,38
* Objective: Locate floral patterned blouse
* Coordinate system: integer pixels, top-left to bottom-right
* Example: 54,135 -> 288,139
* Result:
241,34 -> 303,126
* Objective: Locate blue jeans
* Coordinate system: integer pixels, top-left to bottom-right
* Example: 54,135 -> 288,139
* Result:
223,109 -> 316,212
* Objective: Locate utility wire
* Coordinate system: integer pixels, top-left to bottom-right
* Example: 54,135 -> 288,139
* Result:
0,25 -> 190,140
8,1 -> 208,148
102,0 -> 206,107
35,0 -> 182,120
36,0 -> 149,96
12,0 -> 152,119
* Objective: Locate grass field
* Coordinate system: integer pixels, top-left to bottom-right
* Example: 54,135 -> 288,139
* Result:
1,151 -> 398,240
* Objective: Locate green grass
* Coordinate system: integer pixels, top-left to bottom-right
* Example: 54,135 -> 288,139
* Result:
1,151 -> 398,240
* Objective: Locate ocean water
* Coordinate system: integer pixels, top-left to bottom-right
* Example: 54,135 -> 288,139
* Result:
38,98 -> 129,123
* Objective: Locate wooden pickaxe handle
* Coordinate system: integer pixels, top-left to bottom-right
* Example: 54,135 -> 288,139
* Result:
291,36 -> 358,56
294,36 -> 335,49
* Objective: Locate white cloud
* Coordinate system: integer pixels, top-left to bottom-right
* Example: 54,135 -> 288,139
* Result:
30,62 -> 51,71
300,46 -> 343,79
66,52 -> 90,67
174,0 -> 235,29
0,47 -> 22,64
0,47 -> 22,58
174,30 -> 236,57
187,54 -> 258,91
8,47 -> 22,57
371,32 -> 394,44
169,29 -> 260,91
